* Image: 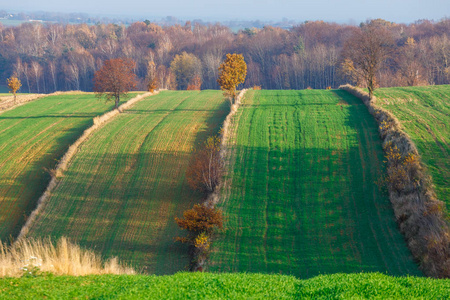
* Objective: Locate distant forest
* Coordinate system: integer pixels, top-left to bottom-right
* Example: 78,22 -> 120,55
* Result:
0,18 -> 448,92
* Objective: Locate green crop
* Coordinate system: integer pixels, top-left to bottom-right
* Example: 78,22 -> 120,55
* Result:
27,91 -> 228,274
209,90 -> 420,277
0,272 -> 448,299
375,85 -> 450,215
0,93 -> 129,240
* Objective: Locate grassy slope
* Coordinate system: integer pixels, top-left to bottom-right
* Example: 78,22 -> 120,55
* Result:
27,90 -> 228,274
374,85 -> 449,214
209,90 -> 420,277
1,273 -> 448,299
0,93 -> 126,240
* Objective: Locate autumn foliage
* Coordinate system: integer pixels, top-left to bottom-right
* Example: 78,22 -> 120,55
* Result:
94,58 -> 137,109
175,204 -> 223,241
7,76 -> 22,104
187,75 -> 202,90
217,54 -> 247,105
186,135 -> 223,193
146,61 -> 159,92
175,203 -> 223,268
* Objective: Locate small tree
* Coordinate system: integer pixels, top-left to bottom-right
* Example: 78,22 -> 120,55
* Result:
217,53 -> 247,105
7,75 -> 22,104
170,52 -> 202,90
94,58 -> 137,109
175,203 -> 223,245
186,135 -> 223,193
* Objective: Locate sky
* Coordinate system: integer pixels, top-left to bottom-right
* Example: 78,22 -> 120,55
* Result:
1,0 -> 449,23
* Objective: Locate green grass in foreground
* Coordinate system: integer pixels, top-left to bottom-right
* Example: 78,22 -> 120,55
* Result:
27,90 -> 228,274
209,90 -> 420,277
0,272 -> 448,299
0,93 -> 128,240
374,85 -> 450,215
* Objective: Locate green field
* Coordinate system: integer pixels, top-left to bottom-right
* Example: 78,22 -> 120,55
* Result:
27,90 -> 228,274
1,272 -> 448,299
0,93 -> 127,241
208,90 -> 420,277
374,85 -> 449,213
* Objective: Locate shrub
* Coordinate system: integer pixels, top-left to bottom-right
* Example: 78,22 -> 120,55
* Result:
186,135 -> 223,193
175,204 -> 223,243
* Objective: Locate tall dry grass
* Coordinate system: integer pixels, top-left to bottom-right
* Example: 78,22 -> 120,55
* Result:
0,237 -> 134,277
340,84 -> 450,278
17,91 -> 155,240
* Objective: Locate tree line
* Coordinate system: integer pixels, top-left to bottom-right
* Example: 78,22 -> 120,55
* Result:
0,18 -> 449,93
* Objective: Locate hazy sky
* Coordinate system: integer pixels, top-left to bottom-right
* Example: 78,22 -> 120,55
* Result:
1,0 -> 449,23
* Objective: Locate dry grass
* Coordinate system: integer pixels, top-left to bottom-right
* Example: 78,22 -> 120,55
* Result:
0,94 -> 46,113
0,237 -> 134,277
340,84 -> 450,278
17,91 -> 155,240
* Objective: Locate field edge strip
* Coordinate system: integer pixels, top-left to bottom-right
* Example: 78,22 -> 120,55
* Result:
16,91 -> 155,241
206,89 -> 248,207
339,84 -> 450,278
188,89 -> 248,271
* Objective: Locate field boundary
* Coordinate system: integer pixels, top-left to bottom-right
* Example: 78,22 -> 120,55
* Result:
16,91 -> 155,241
340,84 -> 449,278
206,89 -> 248,208
187,89 -> 248,271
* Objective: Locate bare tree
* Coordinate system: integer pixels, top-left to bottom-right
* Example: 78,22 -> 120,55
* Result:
341,20 -> 395,97
94,58 -> 137,109
30,61 -> 42,93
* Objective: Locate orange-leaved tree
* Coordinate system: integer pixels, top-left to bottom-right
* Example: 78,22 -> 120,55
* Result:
94,58 -> 137,109
7,75 -> 22,104
175,203 -> 223,245
217,53 -> 247,105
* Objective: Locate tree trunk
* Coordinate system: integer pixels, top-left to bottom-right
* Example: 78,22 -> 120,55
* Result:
115,94 -> 120,109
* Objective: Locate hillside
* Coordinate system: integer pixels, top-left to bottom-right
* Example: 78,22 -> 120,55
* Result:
208,90 -> 420,277
26,90 -> 228,274
0,93 -> 129,240
374,85 -> 449,214
1,272 -> 448,299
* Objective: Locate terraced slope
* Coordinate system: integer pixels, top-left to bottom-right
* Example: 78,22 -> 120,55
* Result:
374,85 -> 449,213
0,93 -> 126,240
27,90 -> 228,274
208,90 -> 420,277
